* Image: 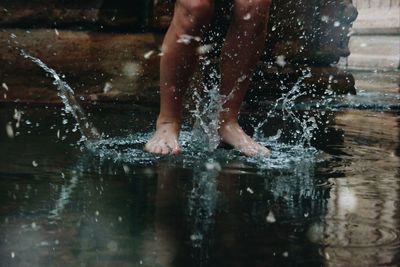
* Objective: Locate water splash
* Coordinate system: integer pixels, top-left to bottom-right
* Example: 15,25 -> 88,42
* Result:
254,70 -> 320,146
20,50 -> 100,141
85,133 -> 159,165
191,82 -> 224,151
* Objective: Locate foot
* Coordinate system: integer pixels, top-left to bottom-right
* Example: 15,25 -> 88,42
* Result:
219,122 -> 271,157
144,120 -> 182,155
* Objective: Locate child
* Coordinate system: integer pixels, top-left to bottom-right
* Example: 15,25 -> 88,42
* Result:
145,0 -> 272,156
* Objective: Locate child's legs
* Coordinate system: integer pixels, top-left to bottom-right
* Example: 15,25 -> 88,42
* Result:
217,0 -> 272,156
158,0 -> 214,123
219,0 -> 271,124
145,0 -> 214,155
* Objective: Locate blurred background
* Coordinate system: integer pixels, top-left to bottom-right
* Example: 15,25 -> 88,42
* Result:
0,0 -> 398,105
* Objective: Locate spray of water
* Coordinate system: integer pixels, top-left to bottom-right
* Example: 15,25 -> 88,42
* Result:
254,70 -> 319,146
20,50 -> 100,141
18,49 -> 321,167
190,56 -> 243,152
191,82 -> 224,151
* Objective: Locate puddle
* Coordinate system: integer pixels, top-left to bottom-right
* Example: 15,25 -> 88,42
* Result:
1,88 -> 399,266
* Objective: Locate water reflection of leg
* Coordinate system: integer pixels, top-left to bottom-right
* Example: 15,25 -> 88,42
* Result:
151,163 -> 188,266
187,160 -> 219,264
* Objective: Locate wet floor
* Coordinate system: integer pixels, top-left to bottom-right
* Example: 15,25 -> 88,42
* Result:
0,71 -> 399,267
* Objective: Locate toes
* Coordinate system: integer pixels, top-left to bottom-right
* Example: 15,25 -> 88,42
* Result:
244,147 -> 258,157
144,143 -> 153,153
160,145 -> 170,155
154,146 -> 163,155
144,141 -> 181,156
236,142 -> 271,157
144,138 -> 157,151
259,146 -> 271,156
172,147 -> 182,155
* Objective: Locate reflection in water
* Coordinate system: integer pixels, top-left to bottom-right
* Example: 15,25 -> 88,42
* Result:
0,103 -> 399,266
48,171 -> 79,220
187,160 -> 219,261
322,111 -> 400,267
147,149 -> 329,266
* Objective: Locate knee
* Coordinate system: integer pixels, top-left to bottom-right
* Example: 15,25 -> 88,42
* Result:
176,0 -> 214,32
235,0 -> 272,27
187,0 -> 214,20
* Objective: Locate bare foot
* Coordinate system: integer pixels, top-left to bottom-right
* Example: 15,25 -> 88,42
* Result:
144,120 -> 182,155
219,122 -> 271,157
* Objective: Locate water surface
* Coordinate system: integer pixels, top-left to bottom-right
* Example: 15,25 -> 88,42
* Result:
0,71 -> 399,267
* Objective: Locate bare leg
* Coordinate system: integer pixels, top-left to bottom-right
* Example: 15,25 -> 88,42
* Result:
145,0 -> 214,155
219,0 -> 272,156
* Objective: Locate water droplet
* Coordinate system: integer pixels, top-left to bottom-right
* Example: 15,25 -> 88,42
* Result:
177,34 -> 201,45
143,50 -> 155,59
205,161 -> 221,171
237,75 -> 247,83
243,13 -> 251,20
321,16 -> 329,22
275,55 -> 286,67
2,82 -> 8,91
197,44 -> 213,55
32,161 -> 38,167
246,187 -> 254,194
266,211 -> 276,223
190,233 -> 203,241
5,123 -> 14,138
103,82 -> 113,93
325,252 -> 330,260
123,165 -> 130,174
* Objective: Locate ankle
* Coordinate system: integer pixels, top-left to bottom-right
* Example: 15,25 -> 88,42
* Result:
219,119 -> 239,129
156,116 -> 181,125
156,117 -> 181,131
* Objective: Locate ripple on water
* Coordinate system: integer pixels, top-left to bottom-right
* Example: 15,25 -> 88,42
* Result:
307,218 -> 400,249
85,132 -> 158,165
84,131 -> 319,171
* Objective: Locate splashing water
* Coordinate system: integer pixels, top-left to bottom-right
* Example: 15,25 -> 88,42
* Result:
190,56 -> 241,152
18,50 -> 321,172
20,50 -> 100,141
254,70 -> 319,146
191,82 -> 224,152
